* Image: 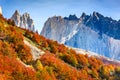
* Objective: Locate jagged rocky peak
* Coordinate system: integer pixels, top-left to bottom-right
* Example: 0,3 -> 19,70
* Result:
81,12 -> 86,18
64,14 -> 79,20
14,10 -> 20,15
45,16 -> 63,24
22,12 -> 30,19
11,10 -> 21,27
0,6 -> 2,14
92,11 -> 105,20
69,14 -> 79,20
11,10 -> 35,31
91,11 -> 100,20
80,12 -> 89,21
51,16 -> 63,21
93,11 -> 98,15
12,10 -> 21,20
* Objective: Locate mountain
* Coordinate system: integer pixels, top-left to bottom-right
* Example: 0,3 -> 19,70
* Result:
11,10 -> 35,31
1,14 -> 120,80
41,12 -> 120,60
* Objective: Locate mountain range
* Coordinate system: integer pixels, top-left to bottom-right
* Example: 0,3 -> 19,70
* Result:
41,12 -> 120,60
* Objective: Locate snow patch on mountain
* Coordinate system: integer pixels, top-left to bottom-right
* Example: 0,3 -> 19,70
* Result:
61,30 -> 78,43
93,12 -> 99,20
61,23 -> 79,43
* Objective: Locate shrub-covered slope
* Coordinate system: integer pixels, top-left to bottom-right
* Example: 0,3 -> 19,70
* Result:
0,14 -> 120,80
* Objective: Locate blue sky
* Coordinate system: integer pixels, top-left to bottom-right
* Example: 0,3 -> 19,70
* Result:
0,0 -> 120,32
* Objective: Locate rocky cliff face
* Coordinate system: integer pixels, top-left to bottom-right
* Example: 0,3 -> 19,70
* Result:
11,10 -> 35,31
41,12 -> 120,60
0,6 -> 2,14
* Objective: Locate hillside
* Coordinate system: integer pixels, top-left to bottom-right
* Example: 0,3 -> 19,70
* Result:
0,14 -> 120,80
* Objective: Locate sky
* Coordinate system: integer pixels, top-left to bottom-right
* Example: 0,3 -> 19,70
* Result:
0,0 -> 120,33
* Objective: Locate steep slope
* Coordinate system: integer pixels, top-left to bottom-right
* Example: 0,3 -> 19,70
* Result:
1,13 -> 120,79
11,10 -> 35,31
70,46 -> 120,66
0,14 -> 36,79
24,38 -> 45,60
41,12 -> 120,60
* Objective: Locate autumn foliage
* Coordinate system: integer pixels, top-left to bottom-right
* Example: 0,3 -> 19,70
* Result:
24,29 -> 120,80
0,14 -> 120,80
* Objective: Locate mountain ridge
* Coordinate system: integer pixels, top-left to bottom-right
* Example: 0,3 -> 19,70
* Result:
41,12 -> 120,60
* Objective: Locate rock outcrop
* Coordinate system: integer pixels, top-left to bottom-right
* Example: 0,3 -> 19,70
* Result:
0,6 -> 2,14
11,10 -> 35,31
